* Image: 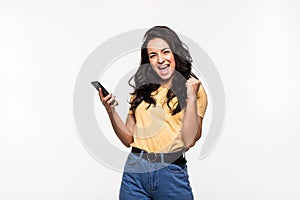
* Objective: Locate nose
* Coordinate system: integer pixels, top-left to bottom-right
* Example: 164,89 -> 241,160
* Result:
157,53 -> 164,64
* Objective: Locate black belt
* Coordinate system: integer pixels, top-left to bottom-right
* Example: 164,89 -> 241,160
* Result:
131,147 -> 187,165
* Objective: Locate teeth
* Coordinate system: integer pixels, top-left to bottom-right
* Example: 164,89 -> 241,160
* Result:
158,65 -> 169,69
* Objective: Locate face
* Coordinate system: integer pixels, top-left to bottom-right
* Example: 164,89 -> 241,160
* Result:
147,38 -> 176,86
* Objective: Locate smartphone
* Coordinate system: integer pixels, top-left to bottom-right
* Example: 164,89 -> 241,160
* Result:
91,81 -> 110,97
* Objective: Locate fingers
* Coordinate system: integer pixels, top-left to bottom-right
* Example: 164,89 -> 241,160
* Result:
186,77 -> 201,86
107,96 -> 119,106
99,89 -> 118,107
99,88 -> 110,102
186,78 -> 201,95
186,78 -> 201,91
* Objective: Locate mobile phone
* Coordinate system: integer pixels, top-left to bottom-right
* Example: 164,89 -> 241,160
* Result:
91,81 -> 109,97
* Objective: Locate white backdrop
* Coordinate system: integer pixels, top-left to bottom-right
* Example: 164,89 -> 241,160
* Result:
1,0 -> 300,199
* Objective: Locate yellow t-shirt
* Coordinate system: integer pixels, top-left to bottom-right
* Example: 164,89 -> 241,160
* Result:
128,85 -> 208,153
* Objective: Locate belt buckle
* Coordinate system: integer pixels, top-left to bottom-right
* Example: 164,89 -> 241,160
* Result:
147,152 -> 157,162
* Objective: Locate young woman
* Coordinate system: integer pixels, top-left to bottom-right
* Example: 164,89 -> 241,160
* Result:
99,26 -> 208,200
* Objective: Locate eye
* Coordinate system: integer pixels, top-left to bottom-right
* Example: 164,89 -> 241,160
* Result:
149,54 -> 156,59
163,49 -> 170,54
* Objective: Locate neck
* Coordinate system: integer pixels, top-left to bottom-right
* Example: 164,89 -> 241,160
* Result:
160,79 -> 172,88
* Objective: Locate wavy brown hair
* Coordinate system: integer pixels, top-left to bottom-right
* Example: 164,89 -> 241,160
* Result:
128,26 -> 198,115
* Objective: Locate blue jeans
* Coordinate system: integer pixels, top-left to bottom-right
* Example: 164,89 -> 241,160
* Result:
119,152 -> 194,200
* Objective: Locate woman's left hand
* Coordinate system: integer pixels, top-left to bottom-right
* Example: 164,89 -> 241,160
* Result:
186,78 -> 201,101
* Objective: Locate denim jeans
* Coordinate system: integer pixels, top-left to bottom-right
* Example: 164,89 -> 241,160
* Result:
119,152 -> 194,200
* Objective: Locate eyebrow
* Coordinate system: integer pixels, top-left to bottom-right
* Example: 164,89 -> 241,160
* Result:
161,48 -> 170,51
148,48 -> 170,55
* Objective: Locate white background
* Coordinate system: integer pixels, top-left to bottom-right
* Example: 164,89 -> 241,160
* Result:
1,0 -> 300,199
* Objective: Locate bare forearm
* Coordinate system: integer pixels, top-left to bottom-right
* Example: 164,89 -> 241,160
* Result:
107,111 -> 133,147
182,99 -> 199,148
98,90 -> 133,147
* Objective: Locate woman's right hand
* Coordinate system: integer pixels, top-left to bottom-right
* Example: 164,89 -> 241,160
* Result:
98,88 -> 118,113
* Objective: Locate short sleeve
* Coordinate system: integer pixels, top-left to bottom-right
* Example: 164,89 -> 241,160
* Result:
128,94 -> 135,115
196,85 -> 208,118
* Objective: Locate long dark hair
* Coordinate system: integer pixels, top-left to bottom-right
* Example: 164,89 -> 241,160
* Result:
128,26 -> 197,115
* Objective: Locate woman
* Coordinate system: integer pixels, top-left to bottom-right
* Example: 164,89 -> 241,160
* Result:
99,26 -> 208,200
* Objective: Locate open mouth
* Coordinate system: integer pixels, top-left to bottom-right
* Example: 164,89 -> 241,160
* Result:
158,64 -> 169,70
157,65 -> 170,75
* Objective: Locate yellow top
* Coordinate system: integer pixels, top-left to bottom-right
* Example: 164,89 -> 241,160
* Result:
128,85 -> 208,153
